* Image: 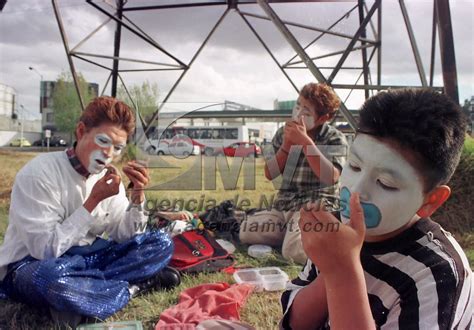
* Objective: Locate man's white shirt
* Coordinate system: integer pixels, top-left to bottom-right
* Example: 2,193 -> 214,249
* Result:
0,151 -> 147,280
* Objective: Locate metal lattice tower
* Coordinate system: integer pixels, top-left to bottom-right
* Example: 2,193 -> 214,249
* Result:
51,0 -> 458,133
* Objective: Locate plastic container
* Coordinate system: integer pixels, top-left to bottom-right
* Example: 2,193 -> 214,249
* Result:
216,239 -> 236,254
247,244 -> 272,259
77,321 -> 143,329
233,267 -> 289,292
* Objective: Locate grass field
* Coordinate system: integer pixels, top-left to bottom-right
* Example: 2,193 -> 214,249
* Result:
0,146 -> 472,329
0,150 -> 300,329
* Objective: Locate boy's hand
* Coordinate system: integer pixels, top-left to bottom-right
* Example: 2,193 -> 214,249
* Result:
299,193 -> 365,274
156,211 -> 192,221
284,117 -> 313,148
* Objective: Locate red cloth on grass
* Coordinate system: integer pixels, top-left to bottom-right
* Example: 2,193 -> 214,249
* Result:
155,282 -> 254,330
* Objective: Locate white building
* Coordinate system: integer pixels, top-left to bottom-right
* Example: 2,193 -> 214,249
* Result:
0,82 -> 15,118
0,82 -> 41,146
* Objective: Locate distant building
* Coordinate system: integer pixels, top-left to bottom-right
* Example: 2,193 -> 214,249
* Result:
274,99 -> 296,111
0,82 -> 20,132
0,82 -> 41,146
40,81 -> 99,131
0,82 -> 15,118
273,97 -> 355,132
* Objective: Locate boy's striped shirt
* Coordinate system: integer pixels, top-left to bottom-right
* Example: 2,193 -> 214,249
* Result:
281,218 -> 473,329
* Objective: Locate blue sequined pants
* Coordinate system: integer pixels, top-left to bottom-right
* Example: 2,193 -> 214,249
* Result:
2,230 -> 173,320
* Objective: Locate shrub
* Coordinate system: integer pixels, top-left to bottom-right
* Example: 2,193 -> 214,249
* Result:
433,136 -> 474,234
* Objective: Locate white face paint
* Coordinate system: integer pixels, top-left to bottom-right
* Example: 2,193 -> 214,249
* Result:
339,134 -> 425,237
94,133 -> 125,156
86,133 -> 125,174
291,100 -> 316,131
87,149 -> 112,174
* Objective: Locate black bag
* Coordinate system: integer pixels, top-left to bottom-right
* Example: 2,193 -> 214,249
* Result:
199,200 -> 240,241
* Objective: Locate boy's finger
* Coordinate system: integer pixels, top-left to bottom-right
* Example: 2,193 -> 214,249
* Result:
311,208 -> 337,225
349,192 -> 365,234
299,208 -> 314,229
299,115 -> 306,128
302,199 -> 336,224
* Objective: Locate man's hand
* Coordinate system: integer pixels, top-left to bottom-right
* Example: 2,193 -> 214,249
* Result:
283,117 -> 313,149
84,166 -> 121,212
156,211 -> 193,221
123,160 -> 150,205
299,193 -> 365,274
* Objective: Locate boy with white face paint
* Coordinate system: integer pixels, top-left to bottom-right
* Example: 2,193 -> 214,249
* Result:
281,89 -> 473,329
239,83 -> 348,264
0,97 -> 179,324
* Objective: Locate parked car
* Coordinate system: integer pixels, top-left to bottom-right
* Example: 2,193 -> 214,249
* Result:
33,136 -> 68,147
9,137 -> 32,147
221,142 -> 261,157
141,139 -> 163,155
156,140 -> 201,157
145,143 -> 157,155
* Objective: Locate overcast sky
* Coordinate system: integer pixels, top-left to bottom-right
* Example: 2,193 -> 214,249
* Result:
1,0 -> 473,120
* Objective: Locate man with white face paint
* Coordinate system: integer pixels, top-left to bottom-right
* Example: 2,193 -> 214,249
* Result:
281,89 -> 473,329
239,83 -> 348,264
0,97 -> 179,325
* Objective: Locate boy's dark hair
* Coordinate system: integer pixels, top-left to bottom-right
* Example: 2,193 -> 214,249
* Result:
358,89 -> 467,192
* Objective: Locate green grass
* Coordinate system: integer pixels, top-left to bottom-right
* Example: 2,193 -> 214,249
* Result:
0,150 -> 295,329
432,135 -> 474,234
0,251 -> 301,329
463,135 -> 474,154
466,249 -> 474,269
0,146 -> 473,329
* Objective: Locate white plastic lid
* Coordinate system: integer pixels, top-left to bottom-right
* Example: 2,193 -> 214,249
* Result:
248,244 -> 272,258
233,267 -> 289,292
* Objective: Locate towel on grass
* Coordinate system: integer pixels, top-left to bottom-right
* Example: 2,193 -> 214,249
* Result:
156,282 -> 254,330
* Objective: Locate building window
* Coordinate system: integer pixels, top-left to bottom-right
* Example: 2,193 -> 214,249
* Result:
46,112 -> 54,123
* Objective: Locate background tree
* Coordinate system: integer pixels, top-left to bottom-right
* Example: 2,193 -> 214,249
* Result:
462,98 -> 472,117
52,71 -> 95,138
117,80 -> 159,123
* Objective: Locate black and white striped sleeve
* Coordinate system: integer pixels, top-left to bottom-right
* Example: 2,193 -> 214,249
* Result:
280,259 -> 320,329
380,263 -> 472,330
370,232 -> 473,329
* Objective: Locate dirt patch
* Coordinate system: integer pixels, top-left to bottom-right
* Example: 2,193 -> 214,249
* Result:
0,189 -> 11,200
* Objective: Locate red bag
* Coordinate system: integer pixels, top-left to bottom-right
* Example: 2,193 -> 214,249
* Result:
170,230 -> 235,273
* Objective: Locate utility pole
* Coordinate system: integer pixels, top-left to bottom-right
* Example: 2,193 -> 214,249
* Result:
19,105 -> 25,148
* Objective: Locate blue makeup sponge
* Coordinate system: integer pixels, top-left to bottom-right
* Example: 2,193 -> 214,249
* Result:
340,187 -> 382,228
